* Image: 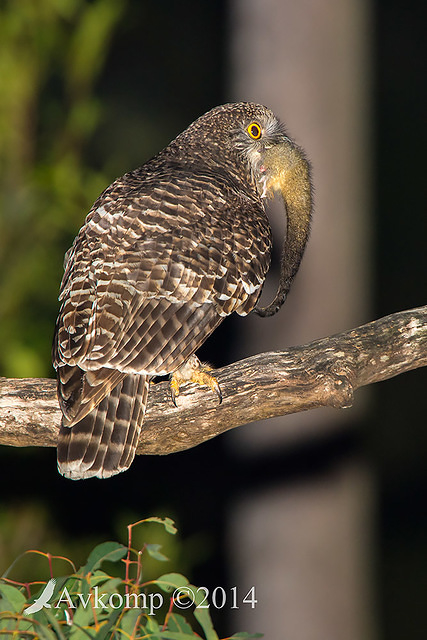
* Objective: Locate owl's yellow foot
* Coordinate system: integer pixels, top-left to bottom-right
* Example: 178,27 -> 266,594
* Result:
170,354 -> 222,407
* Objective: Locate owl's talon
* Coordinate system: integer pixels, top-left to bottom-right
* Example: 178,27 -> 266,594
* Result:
211,377 -> 223,404
169,355 -> 222,406
170,378 -> 180,407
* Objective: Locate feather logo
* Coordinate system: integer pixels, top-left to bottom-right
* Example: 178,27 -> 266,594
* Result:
24,578 -> 56,615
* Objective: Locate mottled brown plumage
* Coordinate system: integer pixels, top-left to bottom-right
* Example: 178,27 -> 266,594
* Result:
53,102 -> 312,479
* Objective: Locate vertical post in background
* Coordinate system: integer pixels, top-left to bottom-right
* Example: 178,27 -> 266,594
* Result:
227,0 -> 376,638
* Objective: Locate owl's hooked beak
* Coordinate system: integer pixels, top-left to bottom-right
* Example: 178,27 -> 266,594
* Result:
255,139 -> 313,317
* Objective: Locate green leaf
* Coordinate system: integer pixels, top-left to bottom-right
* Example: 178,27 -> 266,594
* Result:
2,551 -> 33,580
68,620 -> 98,639
191,586 -> 219,640
145,615 -> 163,639
193,608 -> 219,640
145,543 -> 169,562
37,627 -> 58,640
228,634 -> 264,639
71,593 -> 96,629
90,575 -> 122,594
167,613 -> 194,635
150,633 -> 200,640
71,580 -> 122,630
43,609 -> 68,640
89,570 -> 114,586
146,616 -> 160,633
0,583 -> 26,612
144,617 -> 197,640
144,517 -> 177,535
0,611 -> 30,633
117,607 -> 144,635
93,607 -> 122,640
83,541 -> 127,573
153,573 -> 189,593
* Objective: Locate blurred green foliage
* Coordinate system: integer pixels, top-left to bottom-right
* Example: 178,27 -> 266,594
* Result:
0,501 -> 99,584
0,0 -> 126,378
0,3 -> 223,615
0,517 -> 259,639
0,517 -> 259,640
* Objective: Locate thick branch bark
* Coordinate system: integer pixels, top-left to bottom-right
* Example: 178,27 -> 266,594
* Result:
0,306 -> 426,455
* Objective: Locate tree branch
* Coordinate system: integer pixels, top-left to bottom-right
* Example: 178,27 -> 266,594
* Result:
0,306 -> 426,455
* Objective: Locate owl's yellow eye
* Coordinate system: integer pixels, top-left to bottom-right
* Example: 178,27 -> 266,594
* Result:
247,122 -> 262,140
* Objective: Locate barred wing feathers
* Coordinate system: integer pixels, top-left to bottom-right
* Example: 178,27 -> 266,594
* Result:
53,170 -> 271,479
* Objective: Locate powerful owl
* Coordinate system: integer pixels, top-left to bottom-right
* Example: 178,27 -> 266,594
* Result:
53,102 -> 312,480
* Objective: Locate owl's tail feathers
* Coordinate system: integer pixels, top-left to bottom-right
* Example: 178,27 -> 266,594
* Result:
57,373 -> 149,480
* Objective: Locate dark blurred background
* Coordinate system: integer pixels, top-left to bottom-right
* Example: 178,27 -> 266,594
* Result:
0,1 -> 425,638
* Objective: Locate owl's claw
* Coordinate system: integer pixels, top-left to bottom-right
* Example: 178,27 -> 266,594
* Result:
170,355 -> 222,406
170,378 -> 180,408
209,376 -> 223,404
